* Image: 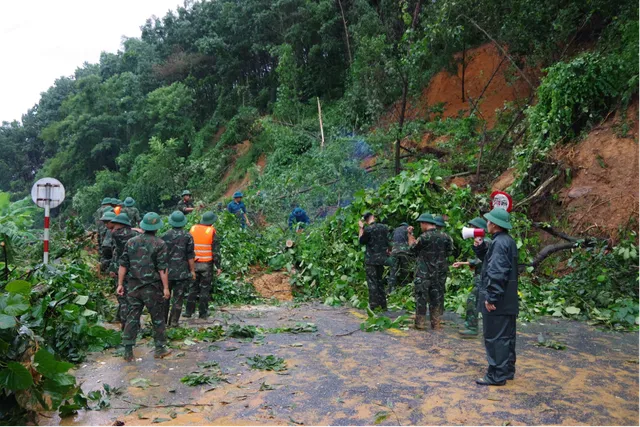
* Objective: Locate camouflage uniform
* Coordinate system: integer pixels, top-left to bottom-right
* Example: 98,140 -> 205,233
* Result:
123,207 -> 141,227
94,206 -> 109,245
119,233 -> 169,347
464,237 -> 492,331
410,229 -> 453,328
110,227 -> 140,325
177,199 -> 195,215
100,230 -> 114,273
161,228 -> 195,326
387,224 -> 414,292
359,223 -> 390,310
185,234 -> 221,318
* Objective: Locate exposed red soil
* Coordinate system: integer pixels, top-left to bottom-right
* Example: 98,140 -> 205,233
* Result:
554,100 -> 639,239
251,272 -> 293,301
222,153 -> 267,198
379,43 -> 536,130
491,168 -> 516,192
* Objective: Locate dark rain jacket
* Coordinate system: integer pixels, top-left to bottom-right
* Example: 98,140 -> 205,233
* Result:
475,232 -> 519,315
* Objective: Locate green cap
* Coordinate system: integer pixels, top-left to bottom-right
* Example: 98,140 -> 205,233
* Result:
181,190 -> 192,197
109,198 -> 118,205
200,211 -> 217,226
100,211 -> 117,222
115,199 -> 123,206
168,211 -> 188,228
417,213 -> 435,224
432,215 -> 446,227
233,191 -> 243,198
124,197 -> 135,207
140,212 -> 164,231
469,217 -> 488,231
111,213 -> 131,227
101,197 -> 111,205
484,208 -> 512,230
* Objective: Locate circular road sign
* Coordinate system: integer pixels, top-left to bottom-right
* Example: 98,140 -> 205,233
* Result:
490,190 -> 513,212
31,178 -> 65,209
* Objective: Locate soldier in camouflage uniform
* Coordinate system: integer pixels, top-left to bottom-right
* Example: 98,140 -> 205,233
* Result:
408,213 -> 453,329
387,222 -> 414,293
94,198 -> 112,246
99,211 -> 116,273
123,197 -> 141,227
161,211 -> 196,327
177,190 -> 195,215
118,212 -> 171,362
451,217 -> 491,337
186,212 -> 221,319
109,213 -> 140,329
358,212 -> 390,311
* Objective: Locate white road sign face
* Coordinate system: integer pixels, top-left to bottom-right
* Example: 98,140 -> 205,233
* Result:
31,178 -> 65,208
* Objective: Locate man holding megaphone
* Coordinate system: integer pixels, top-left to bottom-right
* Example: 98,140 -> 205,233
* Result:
452,217 -> 491,337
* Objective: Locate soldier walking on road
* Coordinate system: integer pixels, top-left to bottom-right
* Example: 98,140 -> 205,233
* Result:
358,212 -> 390,311
123,197 -> 141,227
474,208 -> 519,386
452,217 -> 490,337
109,213 -> 140,330
186,212 -> 221,319
408,213 -> 453,330
99,210 -> 116,274
118,212 -> 171,362
162,211 -> 196,327
387,222 -> 413,293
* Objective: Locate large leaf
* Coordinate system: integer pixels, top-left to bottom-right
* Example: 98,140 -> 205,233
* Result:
73,295 -> 89,306
34,349 -> 74,377
5,280 -> 32,296
0,362 -> 33,391
0,294 -> 30,317
0,314 -> 16,329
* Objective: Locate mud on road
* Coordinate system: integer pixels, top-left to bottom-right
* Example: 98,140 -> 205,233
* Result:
44,303 -> 639,426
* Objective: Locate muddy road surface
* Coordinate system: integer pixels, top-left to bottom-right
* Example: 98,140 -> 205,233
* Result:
43,303 -> 638,426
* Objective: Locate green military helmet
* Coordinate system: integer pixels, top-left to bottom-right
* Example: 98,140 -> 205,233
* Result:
168,211 -> 188,228
181,190 -> 192,197
469,217 -> 488,232
484,208 -> 512,230
140,212 -> 164,231
111,213 -> 131,227
109,198 -> 118,205
100,211 -> 117,222
114,199 -> 123,206
416,213 -> 435,224
124,197 -> 135,207
101,197 -> 111,205
200,211 -> 217,226
432,215 -> 446,227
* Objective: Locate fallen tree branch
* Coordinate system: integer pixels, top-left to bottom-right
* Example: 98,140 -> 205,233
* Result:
514,173 -> 560,210
528,242 -> 579,269
532,222 -> 579,243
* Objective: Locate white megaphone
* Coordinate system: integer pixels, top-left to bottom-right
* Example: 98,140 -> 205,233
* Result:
461,227 -> 485,239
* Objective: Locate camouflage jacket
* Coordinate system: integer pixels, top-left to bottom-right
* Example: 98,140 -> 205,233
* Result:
468,237 -> 492,276
123,207 -> 141,227
120,233 -> 168,290
100,229 -> 114,272
94,206 -> 108,237
410,229 -> 453,279
177,199 -> 195,214
109,227 -> 140,274
161,228 -> 195,280
359,222 -> 390,265
391,225 -> 410,254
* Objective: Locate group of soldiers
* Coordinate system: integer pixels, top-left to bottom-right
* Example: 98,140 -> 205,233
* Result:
360,207 -> 519,386
95,193 -> 222,362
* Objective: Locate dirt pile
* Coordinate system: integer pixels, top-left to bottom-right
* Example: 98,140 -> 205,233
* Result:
252,272 -> 293,301
554,100 -> 639,239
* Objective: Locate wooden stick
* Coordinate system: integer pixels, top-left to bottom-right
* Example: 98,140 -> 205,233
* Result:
317,97 -> 325,149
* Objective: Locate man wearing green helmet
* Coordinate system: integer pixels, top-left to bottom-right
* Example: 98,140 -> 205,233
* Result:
177,190 -> 195,215
108,213 -> 140,330
452,217 -> 491,337
99,210 -> 117,274
118,212 -> 171,362
474,208 -> 519,386
162,211 -> 196,327
95,198 -> 112,246
408,213 -> 453,330
123,197 -> 141,227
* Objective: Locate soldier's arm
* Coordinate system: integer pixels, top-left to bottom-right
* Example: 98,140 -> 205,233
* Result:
187,235 -> 196,278
212,235 -> 221,270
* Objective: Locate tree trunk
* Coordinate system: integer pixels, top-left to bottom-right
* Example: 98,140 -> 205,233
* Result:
337,0 -> 352,65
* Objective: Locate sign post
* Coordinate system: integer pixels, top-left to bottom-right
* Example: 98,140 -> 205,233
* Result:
31,178 -> 65,264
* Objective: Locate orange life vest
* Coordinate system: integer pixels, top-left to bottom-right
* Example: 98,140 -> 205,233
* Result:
190,224 -> 216,263
114,206 -> 122,215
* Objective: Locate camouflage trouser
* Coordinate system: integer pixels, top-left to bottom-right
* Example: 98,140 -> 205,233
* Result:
365,264 -> 387,310
186,262 -> 213,318
165,278 -> 192,326
465,274 -> 481,330
387,252 -> 413,292
122,283 -> 167,347
414,273 -> 446,328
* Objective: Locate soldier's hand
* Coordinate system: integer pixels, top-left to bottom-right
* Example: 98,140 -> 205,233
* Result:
452,262 -> 463,268
191,271 -> 196,281
485,301 -> 496,312
474,237 -> 483,246
217,269 -> 222,276
163,288 -> 171,300
407,226 -> 414,234
358,220 -> 364,228
116,285 -> 125,296
109,272 -> 117,278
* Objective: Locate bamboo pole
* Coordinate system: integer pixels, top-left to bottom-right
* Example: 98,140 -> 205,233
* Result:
317,97 -> 325,149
